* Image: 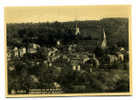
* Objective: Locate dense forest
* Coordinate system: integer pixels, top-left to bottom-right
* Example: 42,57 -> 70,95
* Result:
7,18 -> 129,94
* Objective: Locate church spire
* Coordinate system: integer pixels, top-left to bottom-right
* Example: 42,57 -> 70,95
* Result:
75,23 -> 80,35
101,28 -> 107,49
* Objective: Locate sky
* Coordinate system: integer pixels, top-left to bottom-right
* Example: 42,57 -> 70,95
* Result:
5,5 -> 131,23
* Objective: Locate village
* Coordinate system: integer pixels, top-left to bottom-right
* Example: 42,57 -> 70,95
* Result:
8,23 -> 128,71
7,21 -> 129,94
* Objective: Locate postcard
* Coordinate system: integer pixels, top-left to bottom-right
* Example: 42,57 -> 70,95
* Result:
5,5 -> 132,97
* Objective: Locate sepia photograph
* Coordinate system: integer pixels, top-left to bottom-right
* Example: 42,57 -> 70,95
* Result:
5,5 -> 132,97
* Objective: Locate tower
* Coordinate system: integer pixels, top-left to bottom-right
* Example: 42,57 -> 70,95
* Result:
101,29 -> 107,49
75,23 -> 80,36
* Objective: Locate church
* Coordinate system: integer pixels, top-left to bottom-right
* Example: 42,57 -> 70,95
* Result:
101,29 -> 107,50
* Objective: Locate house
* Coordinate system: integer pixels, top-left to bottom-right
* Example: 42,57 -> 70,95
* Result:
28,43 -> 40,54
116,52 -> 124,62
70,53 -> 81,71
48,47 -> 58,57
106,54 -> 118,64
12,43 -> 40,58
13,47 -> 19,57
20,47 -> 26,57
72,65 -> 80,71
120,47 -> 125,51
8,66 -> 15,71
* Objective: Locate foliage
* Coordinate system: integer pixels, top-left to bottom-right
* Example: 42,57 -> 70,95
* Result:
7,18 -> 129,94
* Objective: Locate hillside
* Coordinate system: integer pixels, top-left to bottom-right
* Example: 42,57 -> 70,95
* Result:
7,18 -> 130,94
7,18 -> 129,49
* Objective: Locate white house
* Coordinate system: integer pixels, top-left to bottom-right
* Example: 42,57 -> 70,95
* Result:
116,52 -> 124,62
20,47 -> 26,57
13,47 -> 19,57
28,43 -> 40,54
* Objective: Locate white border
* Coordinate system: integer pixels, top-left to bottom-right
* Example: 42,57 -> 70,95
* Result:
0,0 -> 136,100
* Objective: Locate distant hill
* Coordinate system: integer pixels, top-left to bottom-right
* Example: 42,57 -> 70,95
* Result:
7,18 -> 129,48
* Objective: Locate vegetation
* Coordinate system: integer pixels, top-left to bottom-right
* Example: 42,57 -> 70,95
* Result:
7,18 -> 129,94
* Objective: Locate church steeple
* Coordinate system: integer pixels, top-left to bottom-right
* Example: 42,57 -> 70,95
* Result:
75,23 -> 80,35
101,28 -> 107,49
